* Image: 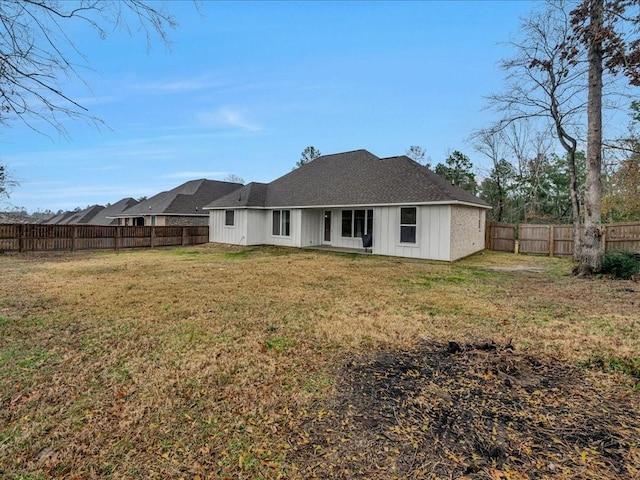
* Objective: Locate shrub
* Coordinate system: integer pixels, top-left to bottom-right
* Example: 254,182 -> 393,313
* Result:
601,250 -> 640,280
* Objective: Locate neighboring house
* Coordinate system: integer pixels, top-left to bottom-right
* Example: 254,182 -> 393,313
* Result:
114,179 -> 243,227
46,211 -> 76,225
59,205 -> 105,225
204,149 -> 491,261
89,198 -> 138,225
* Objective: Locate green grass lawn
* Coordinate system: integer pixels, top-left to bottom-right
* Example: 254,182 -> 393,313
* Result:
0,245 -> 638,479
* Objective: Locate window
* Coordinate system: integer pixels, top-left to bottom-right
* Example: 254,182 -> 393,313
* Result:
272,210 -> 291,236
341,210 -> 353,237
225,210 -> 235,226
400,207 -> 417,243
342,209 -> 373,237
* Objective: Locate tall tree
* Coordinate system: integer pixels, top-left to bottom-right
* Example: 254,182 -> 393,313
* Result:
406,145 -> 430,168
479,158 -> 517,222
488,1 -> 586,259
296,146 -> 321,168
435,151 -> 477,194
568,0 -> 640,274
0,1 -> 177,136
474,129 -> 514,222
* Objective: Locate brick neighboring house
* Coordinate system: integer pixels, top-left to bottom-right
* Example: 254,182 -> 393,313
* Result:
114,179 -> 243,227
204,150 -> 491,261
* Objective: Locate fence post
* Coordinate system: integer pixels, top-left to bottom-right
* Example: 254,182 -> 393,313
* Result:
115,226 -> 120,251
601,225 -> 607,254
485,221 -> 492,250
150,227 -> 155,248
19,224 -> 24,253
549,225 -> 555,257
182,226 -> 187,246
71,226 -> 77,252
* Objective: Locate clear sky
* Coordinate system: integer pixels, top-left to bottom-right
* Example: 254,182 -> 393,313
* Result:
1,0 -> 542,213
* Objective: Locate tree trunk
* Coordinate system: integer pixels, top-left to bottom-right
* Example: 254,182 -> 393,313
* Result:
580,0 -> 604,275
567,149 -> 582,261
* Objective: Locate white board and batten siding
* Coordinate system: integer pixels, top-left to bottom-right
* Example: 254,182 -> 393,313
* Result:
373,205 -> 451,261
210,209 -> 270,246
268,209 -> 301,247
300,210 -> 323,247
209,209 -> 246,245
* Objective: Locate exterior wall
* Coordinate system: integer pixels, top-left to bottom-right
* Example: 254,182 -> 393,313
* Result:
245,210 -> 267,245
208,204 -> 485,262
373,205 -> 451,261
209,210 -> 249,245
165,215 -> 208,227
300,210 -> 323,247
267,209 -> 301,247
449,206 -> 486,260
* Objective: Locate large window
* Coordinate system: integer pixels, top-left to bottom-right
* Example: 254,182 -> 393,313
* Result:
341,209 -> 373,237
225,210 -> 235,226
272,210 -> 291,236
400,207 -> 417,243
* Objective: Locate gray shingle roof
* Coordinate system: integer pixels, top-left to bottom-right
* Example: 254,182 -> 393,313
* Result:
205,150 -> 488,209
88,198 -> 139,225
61,205 -> 105,224
118,179 -> 243,217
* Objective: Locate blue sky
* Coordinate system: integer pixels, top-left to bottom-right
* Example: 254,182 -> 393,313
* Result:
1,1 -> 542,213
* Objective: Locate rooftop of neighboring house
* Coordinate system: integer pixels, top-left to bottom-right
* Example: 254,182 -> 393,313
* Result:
117,179 -> 243,217
89,198 -> 138,225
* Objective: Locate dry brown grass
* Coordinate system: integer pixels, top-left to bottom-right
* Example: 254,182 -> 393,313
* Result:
0,245 -> 638,479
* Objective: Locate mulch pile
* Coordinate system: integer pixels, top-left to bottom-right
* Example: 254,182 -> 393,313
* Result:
289,341 -> 640,479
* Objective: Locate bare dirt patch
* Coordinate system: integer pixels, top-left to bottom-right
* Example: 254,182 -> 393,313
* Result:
289,341 -> 640,479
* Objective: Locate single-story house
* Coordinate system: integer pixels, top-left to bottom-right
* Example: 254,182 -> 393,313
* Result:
204,150 -> 490,261
88,198 -> 139,225
113,179 -> 243,227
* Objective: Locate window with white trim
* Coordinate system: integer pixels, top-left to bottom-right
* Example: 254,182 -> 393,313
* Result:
272,210 -> 291,236
341,209 -> 373,237
225,210 -> 235,226
400,207 -> 417,243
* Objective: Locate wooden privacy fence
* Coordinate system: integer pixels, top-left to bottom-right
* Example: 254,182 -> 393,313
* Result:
486,221 -> 640,257
0,224 -> 209,253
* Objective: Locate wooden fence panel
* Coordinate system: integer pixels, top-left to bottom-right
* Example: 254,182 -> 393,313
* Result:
518,225 -> 551,255
606,223 -> 640,252
486,221 -> 640,257
487,222 -> 515,252
552,225 -> 575,257
0,224 -> 209,252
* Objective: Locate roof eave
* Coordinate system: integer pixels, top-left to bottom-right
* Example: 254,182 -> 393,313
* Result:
205,200 -> 491,210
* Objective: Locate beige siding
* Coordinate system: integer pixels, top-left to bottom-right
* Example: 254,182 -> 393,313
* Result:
165,216 -> 208,226
449,206 -> 486,260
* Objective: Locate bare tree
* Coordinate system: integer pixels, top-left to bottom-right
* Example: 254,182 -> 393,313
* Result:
405,145 -> 430,168
0,0 -> 177,137
488,1 -> 586,260
224,174 -> 245,184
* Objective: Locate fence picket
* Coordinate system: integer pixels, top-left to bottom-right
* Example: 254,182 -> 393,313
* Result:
0,225 -> 209,253
486,221 -> 640,257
